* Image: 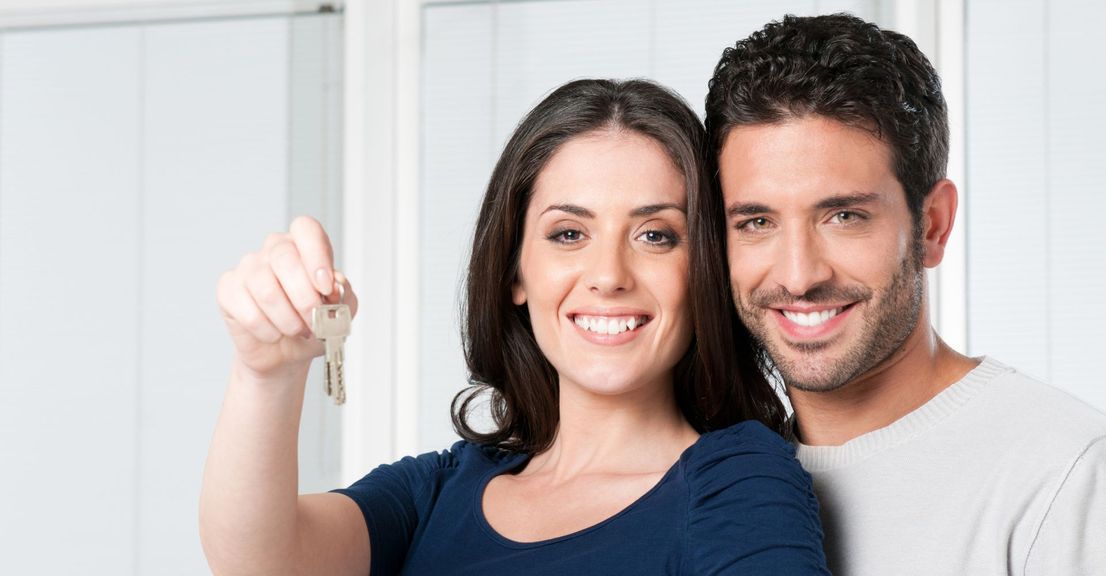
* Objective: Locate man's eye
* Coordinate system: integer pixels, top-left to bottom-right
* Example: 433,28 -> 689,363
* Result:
740,217 -> 771,231
831,211 -> 864,224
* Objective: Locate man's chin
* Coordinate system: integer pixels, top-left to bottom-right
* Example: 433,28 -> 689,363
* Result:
783,374 -> 853,394
768,346 -> 857,393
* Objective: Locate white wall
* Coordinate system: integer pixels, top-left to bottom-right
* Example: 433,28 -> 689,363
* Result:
966,0 -> 1106,408
0,12 -> 342,575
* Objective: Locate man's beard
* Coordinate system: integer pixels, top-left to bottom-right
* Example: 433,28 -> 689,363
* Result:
735,243 -> 925,393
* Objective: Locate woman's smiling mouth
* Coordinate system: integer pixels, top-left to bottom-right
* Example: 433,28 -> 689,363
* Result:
570,313 -> 653,345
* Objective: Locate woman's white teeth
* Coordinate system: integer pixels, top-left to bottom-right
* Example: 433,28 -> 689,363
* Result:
782,307 -> 842,327
574,315 -> 646,335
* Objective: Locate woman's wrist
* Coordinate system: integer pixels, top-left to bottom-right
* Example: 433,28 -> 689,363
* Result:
230,357 -> 312,393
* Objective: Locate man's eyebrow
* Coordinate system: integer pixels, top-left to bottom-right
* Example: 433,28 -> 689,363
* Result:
815,192 -> 881,211
727,202 -> 773,218
541,204 -> 594,218
631,203 -> 686,217
726,193 -> 882,218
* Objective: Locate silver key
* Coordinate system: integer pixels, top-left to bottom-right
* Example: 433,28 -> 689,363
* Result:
312,294 -> 351,405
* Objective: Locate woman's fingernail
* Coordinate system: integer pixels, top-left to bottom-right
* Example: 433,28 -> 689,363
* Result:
316,268 -> 333,294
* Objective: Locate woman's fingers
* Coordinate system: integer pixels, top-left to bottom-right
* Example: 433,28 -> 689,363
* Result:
245,261 -> 308,338
217,268 -> 283,344
268,239 -> 325,328
289,215 -> 335,296
218,216 -> 349,364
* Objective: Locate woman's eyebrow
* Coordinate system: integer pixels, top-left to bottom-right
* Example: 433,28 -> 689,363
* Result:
541,204 -> 594,218
631,203 -> 686,216
540,203 -> 686,218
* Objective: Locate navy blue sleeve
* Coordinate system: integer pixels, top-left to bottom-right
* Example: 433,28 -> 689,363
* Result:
686,421 -> 829,575
332,441 -> 465,575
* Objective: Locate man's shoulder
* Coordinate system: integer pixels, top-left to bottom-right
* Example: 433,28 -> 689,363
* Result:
973,357 -> 1106,441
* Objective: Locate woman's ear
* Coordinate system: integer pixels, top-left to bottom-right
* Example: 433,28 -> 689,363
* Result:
511,279 -> 527,306
920,179 -> 958,268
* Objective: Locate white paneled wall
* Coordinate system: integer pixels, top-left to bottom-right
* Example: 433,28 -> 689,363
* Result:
0,13 -> 341,575
492,0 -> 650,146
421,3 -> 495,446
0,27 -> 143,574
418,0 -> 885,453
967,0 -> 1106,410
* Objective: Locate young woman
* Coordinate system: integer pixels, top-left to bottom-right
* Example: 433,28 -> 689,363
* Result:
200,79 -> 828,575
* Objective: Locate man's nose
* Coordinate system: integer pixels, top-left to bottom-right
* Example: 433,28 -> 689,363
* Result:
775,228 -> 832,297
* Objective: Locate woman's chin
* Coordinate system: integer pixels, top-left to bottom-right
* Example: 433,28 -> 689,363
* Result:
559,368 -> 668,399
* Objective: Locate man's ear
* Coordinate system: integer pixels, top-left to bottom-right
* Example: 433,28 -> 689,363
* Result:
511,279 -> 526,306
920,179 -> 958,268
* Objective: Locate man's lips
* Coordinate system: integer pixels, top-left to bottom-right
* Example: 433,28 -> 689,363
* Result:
770,303 -> 856,340
778,306 -> 846,327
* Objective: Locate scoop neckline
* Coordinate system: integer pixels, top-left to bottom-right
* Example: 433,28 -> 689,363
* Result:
472,446 -> 685,549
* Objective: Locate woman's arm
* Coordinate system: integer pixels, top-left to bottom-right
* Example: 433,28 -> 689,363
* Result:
199,216 -> 370,576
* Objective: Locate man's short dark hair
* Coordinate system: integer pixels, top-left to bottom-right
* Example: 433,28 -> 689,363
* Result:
705,13 -> 949,222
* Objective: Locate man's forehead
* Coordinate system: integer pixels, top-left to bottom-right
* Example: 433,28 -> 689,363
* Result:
717,118 -> 900,204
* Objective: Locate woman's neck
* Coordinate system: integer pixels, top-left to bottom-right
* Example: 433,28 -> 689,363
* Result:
522,376 -> 699,481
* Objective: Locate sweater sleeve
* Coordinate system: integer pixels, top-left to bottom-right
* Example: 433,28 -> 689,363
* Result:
685,422 -> 829,576
1023,435 -> 1106,576
331,441 -> 465,575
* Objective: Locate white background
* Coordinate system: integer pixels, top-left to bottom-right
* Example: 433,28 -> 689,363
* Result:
1,0 -> 1103,573
0,6 -> 341,574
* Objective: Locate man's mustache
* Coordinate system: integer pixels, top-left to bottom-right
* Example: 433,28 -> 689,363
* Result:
746,284 -> 874,309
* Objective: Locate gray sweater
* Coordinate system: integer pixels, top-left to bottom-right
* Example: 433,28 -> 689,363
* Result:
796,357 -> 1106,575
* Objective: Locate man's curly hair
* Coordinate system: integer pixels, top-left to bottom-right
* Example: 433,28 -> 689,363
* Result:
705,13 -> 949,223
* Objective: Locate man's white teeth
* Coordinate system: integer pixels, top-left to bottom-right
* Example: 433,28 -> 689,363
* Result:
782,307 -> 843,327
574,315 -> 646,335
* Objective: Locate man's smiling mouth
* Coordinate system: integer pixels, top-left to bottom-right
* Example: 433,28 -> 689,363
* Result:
780,307 -> 846,327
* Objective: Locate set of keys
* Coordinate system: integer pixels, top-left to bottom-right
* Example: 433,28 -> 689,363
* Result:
311,279 -> 351,405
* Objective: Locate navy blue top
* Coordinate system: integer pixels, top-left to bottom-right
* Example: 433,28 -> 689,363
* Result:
334,421 -> 828,575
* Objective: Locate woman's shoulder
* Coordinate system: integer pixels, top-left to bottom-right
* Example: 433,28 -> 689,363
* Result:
686,420 -> 796,463
680,420 -> 829,573
343,440 -> 523,493
680,419 -> 811,495
391,440 -> 522,475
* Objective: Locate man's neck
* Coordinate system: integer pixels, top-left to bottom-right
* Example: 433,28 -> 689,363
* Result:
788,324 -> 978,446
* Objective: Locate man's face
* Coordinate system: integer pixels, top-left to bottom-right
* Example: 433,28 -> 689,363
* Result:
718,115 -> 925,392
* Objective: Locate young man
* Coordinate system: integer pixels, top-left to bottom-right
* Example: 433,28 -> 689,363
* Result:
705,13 -> 1106,575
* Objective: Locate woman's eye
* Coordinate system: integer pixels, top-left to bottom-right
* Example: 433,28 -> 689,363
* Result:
548,228 -> 584,244
637,229 -> 678,246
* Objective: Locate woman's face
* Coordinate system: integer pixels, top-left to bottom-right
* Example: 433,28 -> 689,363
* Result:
512,129 -> 692,399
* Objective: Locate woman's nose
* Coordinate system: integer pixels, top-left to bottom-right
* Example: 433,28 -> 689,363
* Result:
585,240 -> 634,295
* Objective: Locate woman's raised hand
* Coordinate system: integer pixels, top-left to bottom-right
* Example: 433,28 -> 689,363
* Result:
217,215 -> 359,380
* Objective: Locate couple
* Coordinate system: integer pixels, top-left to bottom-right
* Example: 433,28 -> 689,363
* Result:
200,14 -> 1106,575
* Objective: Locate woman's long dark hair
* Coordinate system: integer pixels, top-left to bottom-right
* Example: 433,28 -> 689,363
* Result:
453,79 -> 787,454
